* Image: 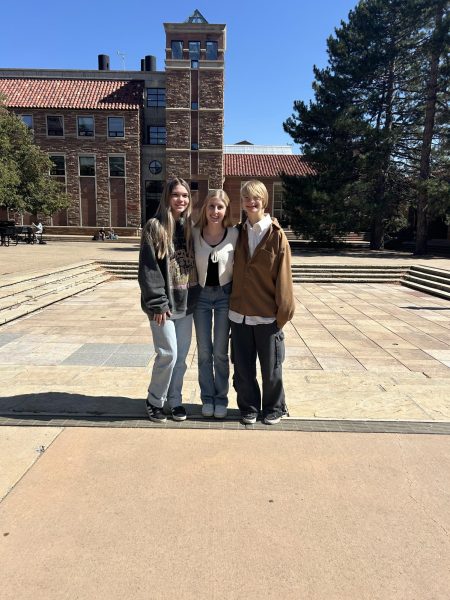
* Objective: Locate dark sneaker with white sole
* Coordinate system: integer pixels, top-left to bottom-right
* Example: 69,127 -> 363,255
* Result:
171,405 -> 187,421
263,412 -> 281,425
241,412 -> 258,425
145,401 -> 167,423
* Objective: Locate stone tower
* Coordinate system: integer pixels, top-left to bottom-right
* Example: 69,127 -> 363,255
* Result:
164,10 -> 226,211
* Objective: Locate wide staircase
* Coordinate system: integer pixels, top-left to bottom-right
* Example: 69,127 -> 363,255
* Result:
1,260 -> 448,327
0,262 -> 110,325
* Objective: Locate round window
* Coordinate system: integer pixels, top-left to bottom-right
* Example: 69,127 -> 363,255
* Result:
149,160 -> 162,175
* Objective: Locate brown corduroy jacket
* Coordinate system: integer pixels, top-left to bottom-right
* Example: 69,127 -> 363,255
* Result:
230,219 -> 295,329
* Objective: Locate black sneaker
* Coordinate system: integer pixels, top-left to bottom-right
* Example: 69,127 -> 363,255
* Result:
171,405 -> 187,421
145,400 -> 167,423
241,412 -> 258,425
264,412 -> 281,425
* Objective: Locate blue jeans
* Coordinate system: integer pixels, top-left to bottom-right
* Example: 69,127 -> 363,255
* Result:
194,284 -> 231,407
147,314 -> 193,408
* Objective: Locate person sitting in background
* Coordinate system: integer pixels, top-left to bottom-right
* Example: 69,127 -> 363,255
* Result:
32,222 -> 44,243
92,228 -> 106,241
107,228 -> 118,240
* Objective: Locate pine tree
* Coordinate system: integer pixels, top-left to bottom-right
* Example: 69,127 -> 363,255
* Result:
414,0 -> 450,254
283,0 -> 449,252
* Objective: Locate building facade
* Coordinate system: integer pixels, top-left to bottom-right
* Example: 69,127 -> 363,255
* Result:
0,10 -> 226,233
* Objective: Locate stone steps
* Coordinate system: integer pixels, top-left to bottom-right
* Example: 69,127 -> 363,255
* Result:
0,262 -> 111,325
98,261 -> 138,279
401,265 -> 450,301
291,264 -> 409,284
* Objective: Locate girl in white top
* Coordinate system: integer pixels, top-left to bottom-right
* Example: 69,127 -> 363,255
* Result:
192,190 -> 238,418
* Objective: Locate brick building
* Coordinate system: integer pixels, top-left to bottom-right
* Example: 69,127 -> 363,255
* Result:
0,10 -> 226,234
0,10 -> 315,233
224,143 -> 315,224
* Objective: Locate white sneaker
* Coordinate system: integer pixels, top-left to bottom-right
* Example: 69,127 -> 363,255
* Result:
202,403 -> 214,417
214,405 -> 227,419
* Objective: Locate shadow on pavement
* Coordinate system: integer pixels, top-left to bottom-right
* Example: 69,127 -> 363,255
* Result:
0,392 -> 243,421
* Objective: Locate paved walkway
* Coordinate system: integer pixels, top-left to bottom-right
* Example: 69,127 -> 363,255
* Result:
1,242 -> 450,599
1,278 -> 449,423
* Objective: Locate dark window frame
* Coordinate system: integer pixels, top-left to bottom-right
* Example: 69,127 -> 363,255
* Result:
149,160 -> 162,175
147,88 -> 166,108
189,41 -> 200,60
46,115 -> 64,137
49,155 -> 66,176
77,116 -> 95,137
108,155 -> 126,177
148,126 -> 166,146
20,114 -> 33,130
171,40 -> 183,59
205,41 -> 218,60
79,155 -> 96,177
108,116 -> 125,138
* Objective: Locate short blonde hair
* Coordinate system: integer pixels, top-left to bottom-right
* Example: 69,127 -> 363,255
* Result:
195,189 -> 233,230
240,180 -> 269,209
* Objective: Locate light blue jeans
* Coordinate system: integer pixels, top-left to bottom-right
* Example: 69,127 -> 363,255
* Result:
147,314 -> 193,408
193,283 -> 231,407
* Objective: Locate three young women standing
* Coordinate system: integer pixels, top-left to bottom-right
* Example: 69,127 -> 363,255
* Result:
192,190 -> 238,418
138,178 -> 199,423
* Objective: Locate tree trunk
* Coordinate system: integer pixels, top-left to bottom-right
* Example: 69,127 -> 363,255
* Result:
370,212 -> 385,250
415,2 -> 447,255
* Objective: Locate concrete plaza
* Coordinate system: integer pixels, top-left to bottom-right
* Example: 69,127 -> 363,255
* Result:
1,241 -> 449,599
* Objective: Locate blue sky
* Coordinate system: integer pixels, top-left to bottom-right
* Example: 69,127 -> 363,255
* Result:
1,0 -> 358,149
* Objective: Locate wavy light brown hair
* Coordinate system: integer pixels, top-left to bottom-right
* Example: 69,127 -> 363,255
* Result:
142,178 -> 193,259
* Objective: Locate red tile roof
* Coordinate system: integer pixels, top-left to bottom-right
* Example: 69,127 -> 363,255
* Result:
224,154 -> 314,177
0,78 -> 143,110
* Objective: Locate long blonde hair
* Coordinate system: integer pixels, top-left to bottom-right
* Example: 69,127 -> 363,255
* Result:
142,178 -> 193,259
194,189 -> 233,231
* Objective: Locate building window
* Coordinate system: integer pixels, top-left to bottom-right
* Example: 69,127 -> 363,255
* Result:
171,40 -> 183,59
108,117 -> 124,138
189,41 -> 200,60
47,115 -> 64,136
191,101 -> 198,110
145,180 -> 164,221
20,115 -> 33,129
49,155 -> 65,176
149,160 -> 162,174
77,116 -> 94,137
79,156 -> 96,177
191,143 -> 199,150
148,126 -> 166,145
273,183 -> 284,222
147,88 -> 166,107
206,41 -> 218,60
109,156 -> 125,177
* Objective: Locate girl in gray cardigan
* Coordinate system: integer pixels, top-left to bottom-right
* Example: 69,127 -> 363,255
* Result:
139,178 -> 199,422
193,190 -> 238,418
